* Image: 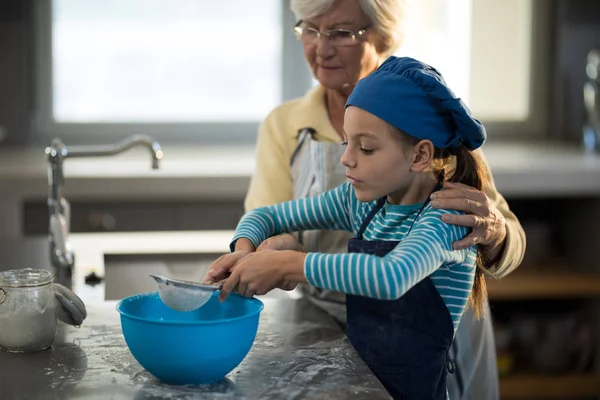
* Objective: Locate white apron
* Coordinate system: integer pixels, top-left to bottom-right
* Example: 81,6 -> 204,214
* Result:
291,128 -> 351,323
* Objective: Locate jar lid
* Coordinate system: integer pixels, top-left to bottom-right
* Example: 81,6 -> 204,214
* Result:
0,268 -> 54,288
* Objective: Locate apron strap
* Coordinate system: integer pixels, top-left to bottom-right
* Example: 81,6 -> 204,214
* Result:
290,127 -> 316,167
446,350 -> 456,374
404,176 -> 444,237
356,197 -> 387,239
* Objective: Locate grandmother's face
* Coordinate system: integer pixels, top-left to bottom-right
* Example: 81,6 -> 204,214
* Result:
301,0 -> 383,92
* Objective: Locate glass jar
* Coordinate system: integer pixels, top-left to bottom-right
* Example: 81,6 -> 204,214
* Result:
0,269 -> 58,352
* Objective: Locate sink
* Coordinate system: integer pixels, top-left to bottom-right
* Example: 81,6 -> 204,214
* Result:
100,253 -> 301,301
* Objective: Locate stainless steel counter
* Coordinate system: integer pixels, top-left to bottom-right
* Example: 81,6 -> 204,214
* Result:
0,297 -> 391,400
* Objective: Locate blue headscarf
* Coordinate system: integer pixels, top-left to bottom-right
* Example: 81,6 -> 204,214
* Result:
346,56 -> 486,151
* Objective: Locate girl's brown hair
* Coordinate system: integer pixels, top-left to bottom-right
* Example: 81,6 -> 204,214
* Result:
401,133 -> 489,318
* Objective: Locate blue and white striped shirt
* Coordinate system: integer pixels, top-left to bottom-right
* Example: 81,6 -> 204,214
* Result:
232,182 -> 477,331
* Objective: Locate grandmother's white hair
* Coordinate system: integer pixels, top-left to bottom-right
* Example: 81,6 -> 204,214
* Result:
290,0 -> 407,56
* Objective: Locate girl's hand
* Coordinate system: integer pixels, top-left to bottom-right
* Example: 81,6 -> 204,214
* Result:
219,251 -> 306,301
430,181 -> 507,260
203,251 -> 251,285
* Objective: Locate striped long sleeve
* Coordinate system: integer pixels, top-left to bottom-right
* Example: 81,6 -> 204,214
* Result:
304,209 -> 476,326
231,183 -> 354,251
232,182 -> 476,330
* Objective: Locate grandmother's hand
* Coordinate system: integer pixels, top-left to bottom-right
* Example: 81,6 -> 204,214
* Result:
256,234 -> 302,291
256,234 -> 304,252
430,182 -> 507,256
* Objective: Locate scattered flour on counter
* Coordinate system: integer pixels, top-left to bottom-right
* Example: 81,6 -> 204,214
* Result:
136,378 -> 237,399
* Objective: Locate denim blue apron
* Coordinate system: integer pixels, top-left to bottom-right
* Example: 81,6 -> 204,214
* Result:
346,186 -> 454,400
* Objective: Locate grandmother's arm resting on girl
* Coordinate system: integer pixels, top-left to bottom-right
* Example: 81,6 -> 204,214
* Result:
252,161 -> 524,280
429,154 -> 525,278
252,162 -> 524,280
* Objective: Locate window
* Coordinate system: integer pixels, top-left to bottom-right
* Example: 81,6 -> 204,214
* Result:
36,0 -> 549,144
35,0 -> 292,145
51,0 -> 281,123
396,0 -> 549,136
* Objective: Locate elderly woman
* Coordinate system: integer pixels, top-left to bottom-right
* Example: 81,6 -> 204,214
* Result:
244,0 -> 526,398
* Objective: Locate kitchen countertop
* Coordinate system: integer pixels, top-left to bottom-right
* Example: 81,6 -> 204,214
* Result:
1,140 -> 600,239
1,141 -> 600,199
0,298 -> 391,400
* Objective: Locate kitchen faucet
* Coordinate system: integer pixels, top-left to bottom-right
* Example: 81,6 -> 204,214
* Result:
45,134 -> 163,289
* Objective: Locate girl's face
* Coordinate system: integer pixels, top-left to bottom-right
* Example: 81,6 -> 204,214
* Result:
341,106 -> 431,203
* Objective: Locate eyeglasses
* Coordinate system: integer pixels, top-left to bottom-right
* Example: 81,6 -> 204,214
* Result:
293,21 -> 371,47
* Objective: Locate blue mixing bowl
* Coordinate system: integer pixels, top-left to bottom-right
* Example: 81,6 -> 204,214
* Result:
116,291 -> 263,385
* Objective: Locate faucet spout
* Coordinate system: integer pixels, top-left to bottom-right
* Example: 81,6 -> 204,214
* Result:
44,134 -> 163,289
64,134 -> 163,169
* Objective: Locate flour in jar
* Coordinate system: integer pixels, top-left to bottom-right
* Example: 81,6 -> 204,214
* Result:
0,286 -> 57,352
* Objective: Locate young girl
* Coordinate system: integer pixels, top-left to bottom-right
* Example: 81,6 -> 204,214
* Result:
205,56 -> 489,400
